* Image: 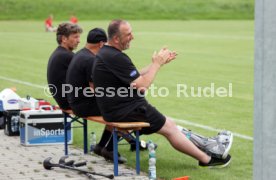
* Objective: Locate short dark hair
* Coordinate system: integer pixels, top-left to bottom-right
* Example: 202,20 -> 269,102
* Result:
56,23 -> 83,44
87,28 -> 107,44
107,19 -> 127,40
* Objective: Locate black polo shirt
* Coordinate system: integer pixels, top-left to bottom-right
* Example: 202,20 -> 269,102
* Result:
66,48 -> 94,104
93,45 -> 146,121
66,48 -> 100,116
47,46 -> 73,110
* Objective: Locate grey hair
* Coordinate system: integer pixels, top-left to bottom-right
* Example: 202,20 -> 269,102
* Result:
107,19 -> 128,40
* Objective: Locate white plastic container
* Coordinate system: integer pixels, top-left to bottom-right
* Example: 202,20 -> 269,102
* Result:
0,88 -> 21,111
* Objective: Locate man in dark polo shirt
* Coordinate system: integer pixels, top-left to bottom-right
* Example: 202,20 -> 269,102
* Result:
47,22 -> 82,109
66,28 -> 127,163
66,28 -> 106,116
93,19 -> 232,168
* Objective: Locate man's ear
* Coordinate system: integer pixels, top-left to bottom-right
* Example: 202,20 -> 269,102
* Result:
113,35 -> 120,44
61,36 -> 67,43
99,41 -> 105,48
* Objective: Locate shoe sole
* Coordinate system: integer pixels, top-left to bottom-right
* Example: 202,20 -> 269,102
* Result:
208,158 -> 231,169
199,158 -> 231,169
222,132 -> 233,159
103,157 -> 127,164
102,153 -> 127,164
94,151 -> 102,156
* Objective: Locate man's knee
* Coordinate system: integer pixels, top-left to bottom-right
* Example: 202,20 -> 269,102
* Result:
158,117 -> 177,136
164,117 -> 177,128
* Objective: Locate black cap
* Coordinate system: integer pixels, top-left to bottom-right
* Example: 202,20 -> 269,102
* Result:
87,28 -> 107,44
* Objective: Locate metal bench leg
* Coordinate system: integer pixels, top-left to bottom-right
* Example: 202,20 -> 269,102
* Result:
113,128 -> 119,176
83,119 -> 87,154
135,130 -> 140,175
64,113 -> 68,155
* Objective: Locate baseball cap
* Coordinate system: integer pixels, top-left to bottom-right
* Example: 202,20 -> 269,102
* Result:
87,28 -> 107,43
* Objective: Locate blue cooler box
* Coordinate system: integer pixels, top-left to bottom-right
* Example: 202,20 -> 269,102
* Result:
20,110 -> 73,146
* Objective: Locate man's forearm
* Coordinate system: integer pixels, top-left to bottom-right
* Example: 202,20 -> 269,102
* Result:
132,62 -> 160,90
139,64 -> 151,75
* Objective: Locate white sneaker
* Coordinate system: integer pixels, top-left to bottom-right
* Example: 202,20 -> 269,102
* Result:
205,131 -> 233,159
176,125 -> 233,159
217,131 -> 233,159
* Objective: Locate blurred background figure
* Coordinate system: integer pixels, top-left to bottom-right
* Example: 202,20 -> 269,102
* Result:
70,14 -> 78,24
45,14 -> 57,32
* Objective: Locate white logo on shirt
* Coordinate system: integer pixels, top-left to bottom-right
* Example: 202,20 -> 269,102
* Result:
130,70 -> 137,77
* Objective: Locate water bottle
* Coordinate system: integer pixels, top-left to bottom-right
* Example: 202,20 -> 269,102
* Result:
90,132 -> 96,153
148,140 -> 156,180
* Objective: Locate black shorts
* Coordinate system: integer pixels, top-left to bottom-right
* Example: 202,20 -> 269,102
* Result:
120,103 -> 166,135
54,97 -> 71,110
70,100 -> 101,117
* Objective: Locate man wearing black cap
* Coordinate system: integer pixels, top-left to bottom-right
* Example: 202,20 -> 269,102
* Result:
66,28 -> 107,116
66,28 -> 127,163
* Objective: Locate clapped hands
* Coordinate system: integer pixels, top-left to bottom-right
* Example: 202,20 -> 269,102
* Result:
152,47 -> 177,67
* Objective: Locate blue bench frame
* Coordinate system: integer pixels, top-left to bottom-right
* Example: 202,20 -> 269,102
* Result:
63,112 -> 87,155
63,112 -> 144,176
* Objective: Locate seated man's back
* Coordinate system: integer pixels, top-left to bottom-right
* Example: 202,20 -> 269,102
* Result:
66,47 -> 100,116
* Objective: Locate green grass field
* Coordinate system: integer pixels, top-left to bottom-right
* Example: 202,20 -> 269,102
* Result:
0,20 -> 253,180
0,0 -> 254,20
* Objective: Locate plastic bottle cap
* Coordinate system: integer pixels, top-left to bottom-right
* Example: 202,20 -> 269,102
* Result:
10,87 -> 17,92
172,176 -> 189,180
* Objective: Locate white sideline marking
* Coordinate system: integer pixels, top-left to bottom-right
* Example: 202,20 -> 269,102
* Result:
171,117 -> 253,141
0,75 -> 253,141
0,75 -> 45,89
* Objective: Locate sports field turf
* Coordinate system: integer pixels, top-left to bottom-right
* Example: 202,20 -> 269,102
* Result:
0,20 -> 253,179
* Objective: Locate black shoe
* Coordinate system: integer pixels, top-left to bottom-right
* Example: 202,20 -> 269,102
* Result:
130,140 -> 158,151
101,148 -> 127,164
93,144 -> 103,156
199,154 -> 231,168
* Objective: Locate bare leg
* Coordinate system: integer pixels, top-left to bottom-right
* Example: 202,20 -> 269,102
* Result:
157,117 -> 211,164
